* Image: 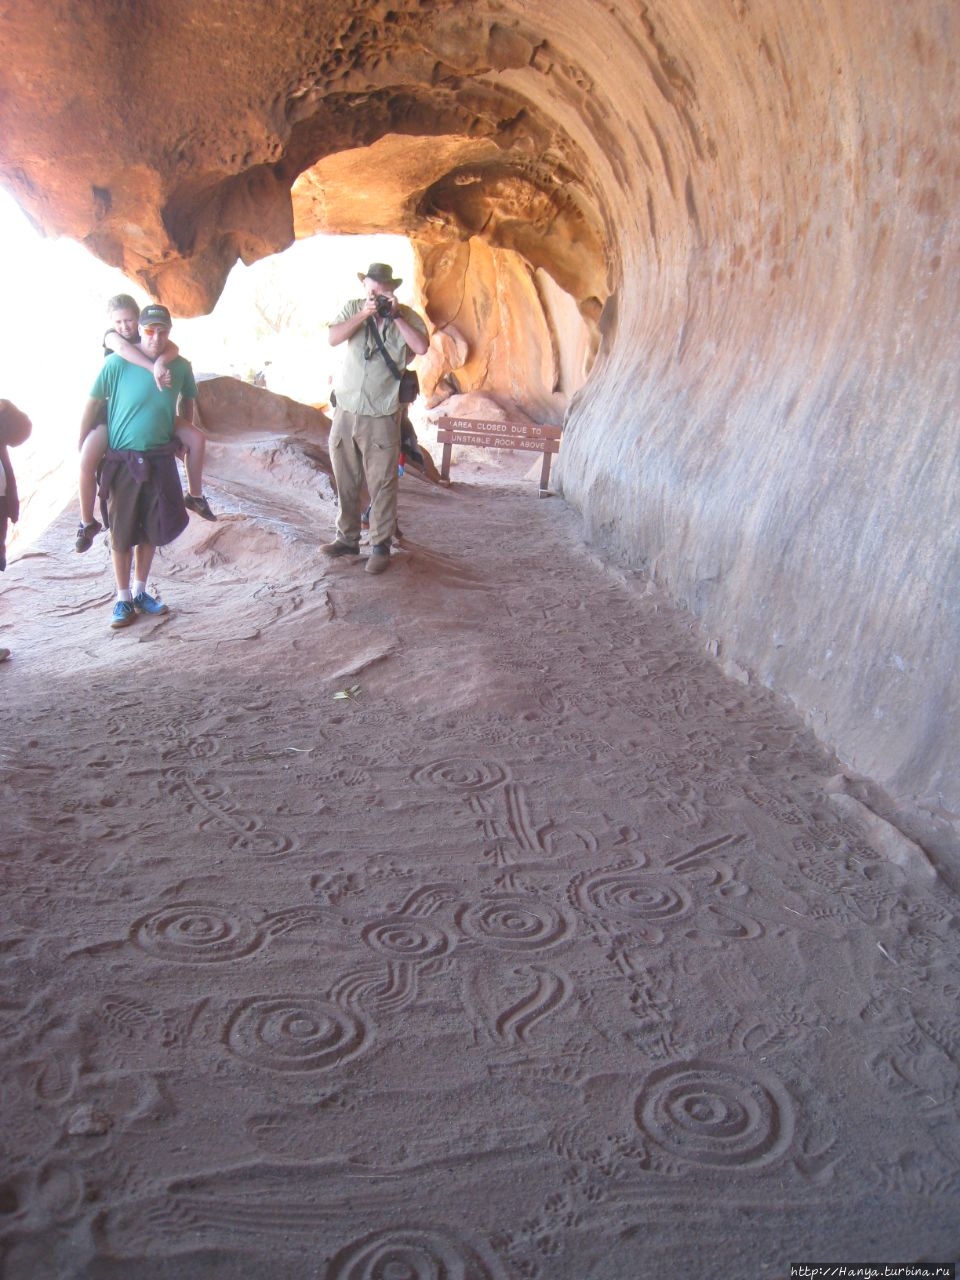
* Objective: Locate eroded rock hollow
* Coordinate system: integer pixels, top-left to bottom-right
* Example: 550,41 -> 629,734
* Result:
1,0 -> 956,810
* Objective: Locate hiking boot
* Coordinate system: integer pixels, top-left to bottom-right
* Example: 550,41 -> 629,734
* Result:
365,543 -> 391,575
133,591 -> 169,616
75,519 -> 103,553
321,540 -> 360,558
185,493 -> 217,521
110,600 -> 137,629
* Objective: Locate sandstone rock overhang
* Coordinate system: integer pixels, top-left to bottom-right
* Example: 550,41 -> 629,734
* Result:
1,1 -> 957,822
0,4 -> 609,319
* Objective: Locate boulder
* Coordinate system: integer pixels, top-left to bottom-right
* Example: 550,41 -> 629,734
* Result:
197,377 -> 330,455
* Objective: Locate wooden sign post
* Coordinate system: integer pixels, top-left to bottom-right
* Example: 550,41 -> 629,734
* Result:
436,417 -> 563,493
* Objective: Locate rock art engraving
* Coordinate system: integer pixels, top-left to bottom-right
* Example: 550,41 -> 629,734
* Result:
352,935 -> 451,1010
386,883 -> 462,917
412,757 -> 509,792
223,996 -> 368,1072
456,897 -> 573,951
161,767 -> 294,857
635,1059 -> 795,1169
360,916 -> 453,960
571,867 -> 693,944
131,903 -> 264,963
683,905 -> 766,945
327,1226 -> 506,1280
662,833 -> 747,884
467,781 -> 596,866
493,966 -> 573,1044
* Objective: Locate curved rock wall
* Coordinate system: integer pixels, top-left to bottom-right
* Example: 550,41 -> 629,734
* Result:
551,0 -> 959,809
0,0 -> 956,808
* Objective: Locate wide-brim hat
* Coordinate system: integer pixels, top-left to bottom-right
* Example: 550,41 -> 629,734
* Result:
358,262 -> 402,289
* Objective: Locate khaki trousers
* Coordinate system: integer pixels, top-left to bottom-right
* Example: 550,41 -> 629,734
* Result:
329,408 -> 400,549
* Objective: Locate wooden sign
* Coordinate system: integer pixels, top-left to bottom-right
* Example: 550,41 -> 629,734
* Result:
437,429 -> 560,454
438,418 -> 563,441
437,416 -> 564,493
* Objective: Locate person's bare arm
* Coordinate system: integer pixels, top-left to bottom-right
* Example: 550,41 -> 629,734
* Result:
393,311 -> 429,357
105,332 -> 181,390
328,298 -> 378,346
176,398 -> 196,426
153,344 -> 181,388
79,397 -> 107,448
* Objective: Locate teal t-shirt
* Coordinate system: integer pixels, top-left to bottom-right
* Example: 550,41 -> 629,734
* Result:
90,354 -> 198,451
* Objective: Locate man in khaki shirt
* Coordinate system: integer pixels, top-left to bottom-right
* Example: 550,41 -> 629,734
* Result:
323,263 -> 429,575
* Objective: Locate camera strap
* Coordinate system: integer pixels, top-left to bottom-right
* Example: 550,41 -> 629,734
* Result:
365,318 -> 404,381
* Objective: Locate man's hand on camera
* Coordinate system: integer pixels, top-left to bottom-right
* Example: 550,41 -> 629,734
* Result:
373,293 -> 396,319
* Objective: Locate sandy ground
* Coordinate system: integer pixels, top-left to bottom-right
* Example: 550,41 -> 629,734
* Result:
1,437 -> 958,1279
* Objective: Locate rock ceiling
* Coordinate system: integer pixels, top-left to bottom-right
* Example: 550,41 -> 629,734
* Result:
0,2 -> 609,317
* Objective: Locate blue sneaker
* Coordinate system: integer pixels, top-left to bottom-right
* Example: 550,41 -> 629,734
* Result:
110,600 -> 137,629
133,591 -> 168,616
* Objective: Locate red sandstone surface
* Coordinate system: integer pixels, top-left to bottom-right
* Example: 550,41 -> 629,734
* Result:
1,436 -> 957,1275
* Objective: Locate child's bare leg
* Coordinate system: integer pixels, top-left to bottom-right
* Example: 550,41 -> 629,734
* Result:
175,420 -> 207,498
79,423 -> 107,526
175,419 -> 217,521
0,499 -> 8,573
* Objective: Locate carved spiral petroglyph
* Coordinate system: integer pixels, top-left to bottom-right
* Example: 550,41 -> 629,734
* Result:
131,903 -> 263,963
361,917 -> 452,959
224,996 -> 367,1072
412,758 -> 508,792
456,897 -> 571,951
635,1059 -> 794,1169
327,1227 -> 503,1279
573,870 -> 693,924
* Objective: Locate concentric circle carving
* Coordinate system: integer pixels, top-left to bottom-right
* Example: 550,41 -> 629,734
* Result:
224,996 -> 367,1072
635,1059 -> 794,1169
131,903 -> 263,963
574,870 -> 692,923
361,918 -> 451,959
328,1226 -> 503,1279
456,897 -> 571,951
411,758 -> 507,792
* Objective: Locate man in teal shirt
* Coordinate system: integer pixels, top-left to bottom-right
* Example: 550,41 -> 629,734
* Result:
79,305 -> 197,629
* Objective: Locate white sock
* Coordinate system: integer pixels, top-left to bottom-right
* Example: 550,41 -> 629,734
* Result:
117,589 -> 132,603
133,580 -> 146,597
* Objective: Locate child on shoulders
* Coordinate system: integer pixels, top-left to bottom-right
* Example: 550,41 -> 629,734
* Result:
75,293 -> 216,552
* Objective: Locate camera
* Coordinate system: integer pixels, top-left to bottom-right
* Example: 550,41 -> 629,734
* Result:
374,295 -> 393,319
